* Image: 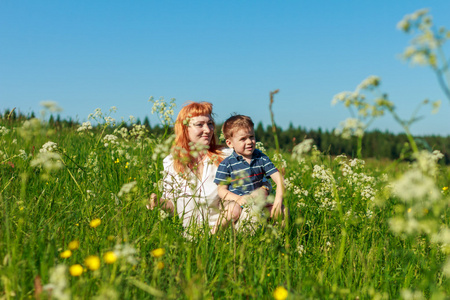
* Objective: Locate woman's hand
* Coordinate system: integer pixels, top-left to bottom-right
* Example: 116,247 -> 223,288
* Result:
146,193 -> 158,210
147,193 -> 175,215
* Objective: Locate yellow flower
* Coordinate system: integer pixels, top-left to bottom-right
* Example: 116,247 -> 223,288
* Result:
103,251 -> 117,264
60,250 -> 72,258
443,186 -> 449,191
69,264 -> 83,276
273,286 -> 288,300
157,262 -> 165,270
151,248 -> 165,258
89,218 -> 101,228
85,255 -> 101,271
68,240 -> 80,251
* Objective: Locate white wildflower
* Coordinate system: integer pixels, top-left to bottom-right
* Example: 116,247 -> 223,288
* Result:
391,169 -> 440,203
159,209 -> 169,220
43,264 -> 70,300
0,126 -> 10,136
104,116 -> 116,126
40,141 -> 58,153
255,141 -> 266,152
356,75 -> 380,91
292,138 -> 314,161
149,96 -> 176,126
118,181 -> 138,198
401,289 -> 425,300
77,121 -> 93,132
334,118 -> 365,139
103,134 -> 119,147
113,243 -> 138,265
40,101 -> 63,112
30,152 -> 64,172
18,149 -> 28,160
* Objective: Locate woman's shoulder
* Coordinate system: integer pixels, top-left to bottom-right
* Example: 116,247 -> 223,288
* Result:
163,154 -> 175,168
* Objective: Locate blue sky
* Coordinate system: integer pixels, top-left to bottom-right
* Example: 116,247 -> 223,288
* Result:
1,0 -> 450,136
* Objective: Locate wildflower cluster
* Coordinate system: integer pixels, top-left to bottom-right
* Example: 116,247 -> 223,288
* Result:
77,121 -> 93,134
40,141 -> 58,153
389,150 -> 445,238
149,96 -> 176,126
398,9 -> 450,70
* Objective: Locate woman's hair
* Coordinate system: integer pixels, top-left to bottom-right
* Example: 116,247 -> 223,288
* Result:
172,101 -> 223,173
222,115 -> 254,140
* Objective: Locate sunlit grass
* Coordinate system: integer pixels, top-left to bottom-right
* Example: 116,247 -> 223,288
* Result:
1,111 -> 449,299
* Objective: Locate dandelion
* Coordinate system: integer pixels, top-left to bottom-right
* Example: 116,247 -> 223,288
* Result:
68,240 -> 79,251
443,187 -> 449,191
156,262 -> 165,270
151,248 -> 165,258
273,286 -> 288,300
85,255 -> 101,271
103,251 -> 117,264
69,264 -> 83,276
90,218 -> 101,228
59,250 -> 72,258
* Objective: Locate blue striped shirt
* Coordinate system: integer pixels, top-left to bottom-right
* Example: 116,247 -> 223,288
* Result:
214,149 -> 278,196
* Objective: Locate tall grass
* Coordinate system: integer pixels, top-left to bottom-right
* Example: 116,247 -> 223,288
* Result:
1,107 -> 449,299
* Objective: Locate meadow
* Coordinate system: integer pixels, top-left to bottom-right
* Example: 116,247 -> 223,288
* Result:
2,8 -> 450,300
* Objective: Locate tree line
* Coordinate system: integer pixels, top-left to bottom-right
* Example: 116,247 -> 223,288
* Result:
2,109 -> 449,164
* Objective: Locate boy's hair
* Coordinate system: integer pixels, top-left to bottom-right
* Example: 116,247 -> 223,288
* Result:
222,115 -> 254,140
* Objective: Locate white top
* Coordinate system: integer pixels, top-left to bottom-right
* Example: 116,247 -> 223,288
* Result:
162,148 -> 232,228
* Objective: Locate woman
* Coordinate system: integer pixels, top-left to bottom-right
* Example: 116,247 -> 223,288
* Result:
148,101 -> 248,232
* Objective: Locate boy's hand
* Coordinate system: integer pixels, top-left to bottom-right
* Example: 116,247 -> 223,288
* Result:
270,199 -> 283,219
237,195 -> 249,206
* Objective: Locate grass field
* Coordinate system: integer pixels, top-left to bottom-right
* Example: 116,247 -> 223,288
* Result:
1,103 -> 450,300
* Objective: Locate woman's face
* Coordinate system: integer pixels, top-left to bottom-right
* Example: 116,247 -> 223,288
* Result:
187,115 -> 214,146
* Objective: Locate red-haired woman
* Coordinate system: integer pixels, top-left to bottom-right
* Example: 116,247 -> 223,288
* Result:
148,101 -> 244,232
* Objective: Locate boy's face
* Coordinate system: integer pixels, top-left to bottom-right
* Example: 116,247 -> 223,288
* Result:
226,127 -> 256,159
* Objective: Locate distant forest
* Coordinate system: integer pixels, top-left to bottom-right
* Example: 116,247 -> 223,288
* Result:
2,109 -> 450,164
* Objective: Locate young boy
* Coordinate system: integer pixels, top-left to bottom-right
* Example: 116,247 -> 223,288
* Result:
214,115 -> 284,219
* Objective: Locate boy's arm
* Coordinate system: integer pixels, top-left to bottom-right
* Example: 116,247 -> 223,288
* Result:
217,184 -> 248,206
269,171 -> 285,218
